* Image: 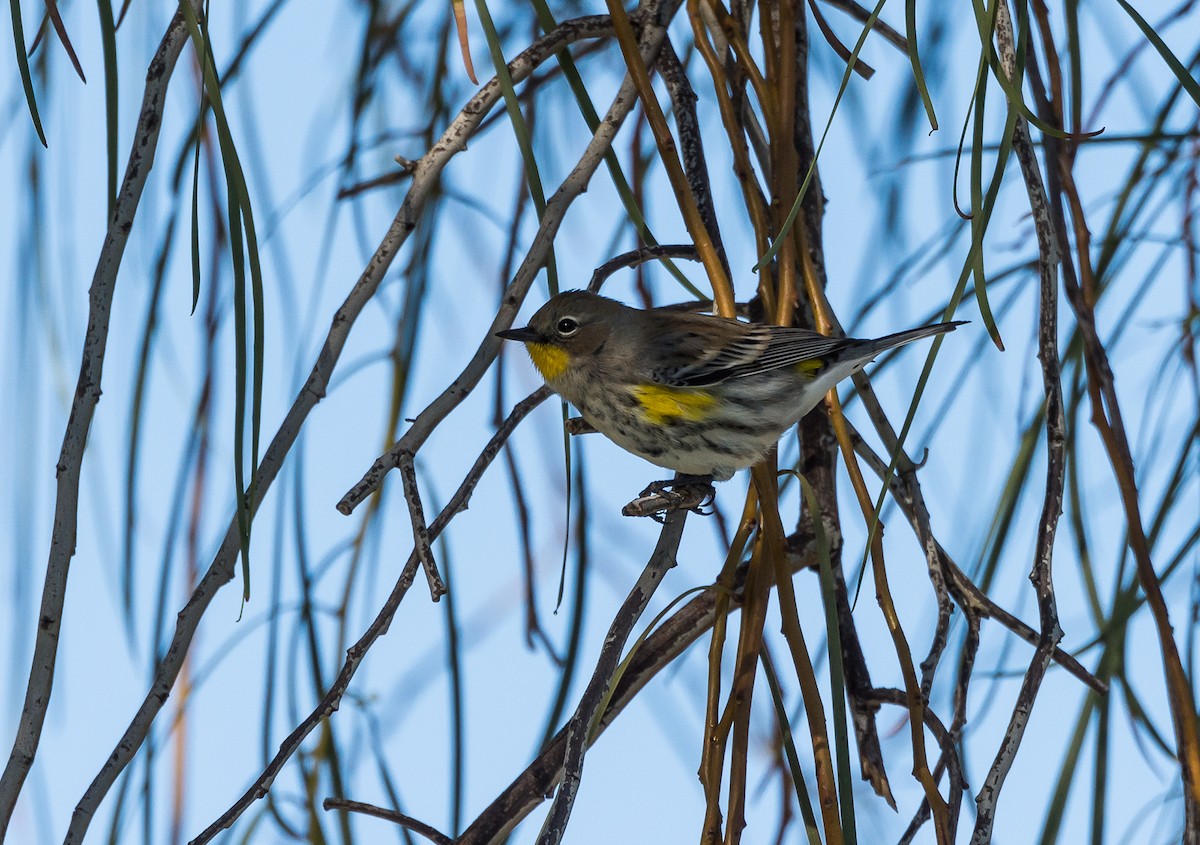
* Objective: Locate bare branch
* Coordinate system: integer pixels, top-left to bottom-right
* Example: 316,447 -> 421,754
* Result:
398,452 -> 447,600
188,388 -> 550,842
337,2 -> 679,515
535,507 -> 689,844
459,529 -> 817,844
61,12 -> 640,841
971,3 -> 1066,840
321,799 -> 452,845
0,5 -> 200,836
586,244 -> 701,292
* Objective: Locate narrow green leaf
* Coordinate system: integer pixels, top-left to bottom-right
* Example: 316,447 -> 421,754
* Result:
968,55 -> 1009,351
472,0 -> 557,295
799,474 -> 856,843
951,59 -> 984,220
98,0 -> 119,215
189,123 -> 202,314
228,192 -> 251,602
44,0 -> 86,81
536,445 -> 590,751
905,0 -> 938,130
1114,0 -> 1200,108
760,647 -> 823,845
1037,690 -> 1098,844
10,0 -> 48,146
178,0 -> 267,601
1090,687 -> 1109,845
1065,0 -> 1082,133
123,211 -> 180,641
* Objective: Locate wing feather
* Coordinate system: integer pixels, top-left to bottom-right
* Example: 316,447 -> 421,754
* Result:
642,309 -> 962,388
650,320 -> 852,387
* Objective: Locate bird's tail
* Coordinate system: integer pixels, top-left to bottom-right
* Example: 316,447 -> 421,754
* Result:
867,320 -> 967,355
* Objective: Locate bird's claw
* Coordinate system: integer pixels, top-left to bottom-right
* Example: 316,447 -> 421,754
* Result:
623,476 -> 716,519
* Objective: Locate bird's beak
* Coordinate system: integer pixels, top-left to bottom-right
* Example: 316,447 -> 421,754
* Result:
496,326 -> 539,342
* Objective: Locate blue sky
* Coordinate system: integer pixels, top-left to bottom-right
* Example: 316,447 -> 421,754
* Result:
2,1 -> 1197,843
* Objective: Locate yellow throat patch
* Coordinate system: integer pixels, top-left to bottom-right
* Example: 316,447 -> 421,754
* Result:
632,384 -> 716,424
525,342 -> 570,381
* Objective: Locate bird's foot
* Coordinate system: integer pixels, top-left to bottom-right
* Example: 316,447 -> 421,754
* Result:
565,417 -> 598,436
623,475 -> 716,520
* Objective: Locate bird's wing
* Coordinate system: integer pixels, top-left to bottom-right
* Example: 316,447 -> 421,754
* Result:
650,319 -> 852,387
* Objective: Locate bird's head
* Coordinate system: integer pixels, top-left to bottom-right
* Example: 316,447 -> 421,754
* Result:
495,291 -> 620,382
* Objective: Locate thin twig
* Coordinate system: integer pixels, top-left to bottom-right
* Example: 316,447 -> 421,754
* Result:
337,3 -> 678,516
1032,0 -> 1200,833
849,376 -> 956,699
753,464 -> 844,845
188,389 -> 550,843
586,244 -> 700,292
689,0 -> 773,266
59,15 -> 635,842
846,422 -> 1105,695
398,453 -> 447,599
656,39 -> 730,278
862,688 -> 955,756
898,616 -> 980,844
700,490 -> 761,842
602,0 -> 735,316
321,798 -> 452,845
0,6 -> 200,838
971,4 -> 1066,840
535,507 -> 689,844
818,0 -> 907,52
797,410 -> 896,808
459,526 -> 816,844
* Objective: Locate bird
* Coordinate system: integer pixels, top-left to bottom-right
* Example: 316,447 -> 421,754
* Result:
497,290 -> 963,485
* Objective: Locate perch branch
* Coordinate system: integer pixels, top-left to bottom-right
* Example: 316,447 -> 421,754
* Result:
535,507 -> 689,844
458,528 -> 818,844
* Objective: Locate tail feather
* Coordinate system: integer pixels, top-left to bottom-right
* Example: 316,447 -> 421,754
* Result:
867,320 -> 967,355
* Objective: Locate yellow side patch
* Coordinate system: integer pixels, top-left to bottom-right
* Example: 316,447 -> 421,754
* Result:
632,384 -> 717,424
792,358 -> 824,375
526,342 -> 570,381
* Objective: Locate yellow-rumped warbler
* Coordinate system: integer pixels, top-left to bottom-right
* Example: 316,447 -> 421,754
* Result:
497,290 -> 963,482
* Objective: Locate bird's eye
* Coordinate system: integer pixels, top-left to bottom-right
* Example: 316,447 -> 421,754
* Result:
556,317 -> 580,336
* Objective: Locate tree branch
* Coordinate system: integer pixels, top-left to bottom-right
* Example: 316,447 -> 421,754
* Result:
535,507 -> 689,844
459,530 -> 818,844
62,12 -> 633,841
0,6 -> 200,838
971,4 -> 1066,840
321,799 -> 452,845
337,2 -> 679,516
188,388 -> 550,843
